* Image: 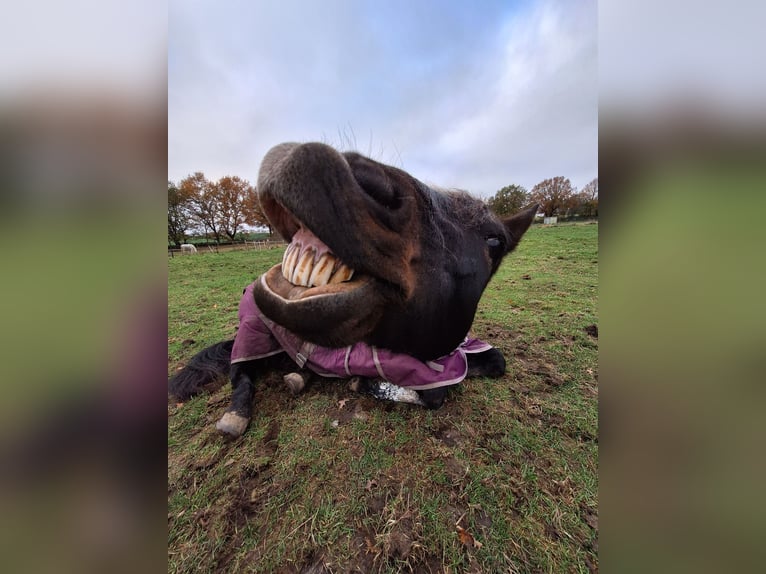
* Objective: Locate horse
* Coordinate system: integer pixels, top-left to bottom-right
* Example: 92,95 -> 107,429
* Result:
180,243 -> 198,254
169,142 -> 537,436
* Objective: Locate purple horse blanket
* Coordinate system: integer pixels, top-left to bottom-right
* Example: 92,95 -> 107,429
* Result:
232,282 -> 493,390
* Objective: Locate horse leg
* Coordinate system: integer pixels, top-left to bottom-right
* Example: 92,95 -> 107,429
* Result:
416,349 -> 507,409
466,348 -> 506,378
215,360 -> 259,437
417,387 -> 448,409
348,377 -> 445,409
348,377 -> 426,406
283,368 -> 314,395
346,350 -> 506,411
417,349 -> 506,410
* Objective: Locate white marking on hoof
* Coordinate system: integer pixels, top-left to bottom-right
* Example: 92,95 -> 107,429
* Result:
283,372 -> 306,395
215,412 -> 250,437
350,378 -> 425,406
374,381 -> 425,406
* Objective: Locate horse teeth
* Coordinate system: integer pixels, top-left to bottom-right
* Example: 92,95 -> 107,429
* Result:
308,253 -> 335,287
291,248 -> 315,287
281,244 -> 291,268
282,243 -> 299,281
329,263 -> 354,284
281,242 -> 355,287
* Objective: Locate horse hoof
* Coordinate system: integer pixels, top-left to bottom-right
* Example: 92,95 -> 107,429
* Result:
215,412 -> 250,437
348,376 -> 362,392
284,372 -> 305,394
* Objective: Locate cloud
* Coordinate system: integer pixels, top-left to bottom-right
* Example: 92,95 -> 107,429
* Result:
394,1 -> 598,193
169,0 -> 597,195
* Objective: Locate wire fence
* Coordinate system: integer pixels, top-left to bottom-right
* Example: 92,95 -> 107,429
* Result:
168,240 -> 286,257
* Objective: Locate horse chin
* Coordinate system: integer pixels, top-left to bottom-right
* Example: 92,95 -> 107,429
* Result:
253,265 -> 390,347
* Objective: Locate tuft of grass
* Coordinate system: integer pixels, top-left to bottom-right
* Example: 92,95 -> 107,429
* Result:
168,223 -> 598,573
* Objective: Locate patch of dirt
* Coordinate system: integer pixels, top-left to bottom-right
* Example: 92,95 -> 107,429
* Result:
580,503 -> 599,571
434,424 -> 462,446
542,412 -> 566,426
500,467 -> 532,516
325,398 -> 365,426
367,491 -> 387,514
263,419 -> 281,455
474,508 -> 493,531
356,475 -> 452,572
567,428 -> 598,443
296,552 -> 330,574
544,523 -> 562,541
471,321 -> 507,341
191,445 -> 230,470
387,529 -> 413,559
229,461 -> 275,527
547,477 -> 577,506
517,357 -> 566,388
581,503 -> 598,532
443,456 -> 468,483
584,324 -> 598,338
214,543 -> 241,574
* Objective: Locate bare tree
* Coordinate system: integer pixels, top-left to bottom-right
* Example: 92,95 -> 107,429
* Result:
530,176 -> 576,217
581,178 -> 598,202
573,177 -> 598,217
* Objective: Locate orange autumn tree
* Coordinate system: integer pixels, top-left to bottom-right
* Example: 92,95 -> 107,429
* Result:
179,172 -> 222,242
242,187 -> 272,235
217,175 -> 256,241
530,176 -> 576,218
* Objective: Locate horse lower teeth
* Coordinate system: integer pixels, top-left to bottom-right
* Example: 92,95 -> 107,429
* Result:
329,263 -> 354,284
281,245 -> 355,287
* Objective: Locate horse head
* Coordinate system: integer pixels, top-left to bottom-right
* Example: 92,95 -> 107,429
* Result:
254,142 -> 537,361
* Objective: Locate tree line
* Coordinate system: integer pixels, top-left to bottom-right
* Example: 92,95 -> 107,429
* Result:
168,173 -> 271,247
169,172 -> 597,246
487,177 -> 598,219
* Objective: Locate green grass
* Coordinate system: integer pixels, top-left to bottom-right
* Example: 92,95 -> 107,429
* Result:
168,222 -> 598,573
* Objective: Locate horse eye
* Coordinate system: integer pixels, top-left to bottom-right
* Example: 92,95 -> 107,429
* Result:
486,237 -> 501,248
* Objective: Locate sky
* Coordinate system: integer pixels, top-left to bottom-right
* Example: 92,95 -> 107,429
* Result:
169,0 -> 597,198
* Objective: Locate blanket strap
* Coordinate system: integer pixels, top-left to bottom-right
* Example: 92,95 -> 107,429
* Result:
295,341 -> 316,368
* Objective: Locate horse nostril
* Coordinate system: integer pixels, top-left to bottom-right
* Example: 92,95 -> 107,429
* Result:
362,181 -> 399,208
346,153 -> 401,209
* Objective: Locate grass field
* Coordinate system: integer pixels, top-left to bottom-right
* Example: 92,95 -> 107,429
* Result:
168,222 -> 598,573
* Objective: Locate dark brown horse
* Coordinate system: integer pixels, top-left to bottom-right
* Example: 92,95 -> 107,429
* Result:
170,142 -> 537,436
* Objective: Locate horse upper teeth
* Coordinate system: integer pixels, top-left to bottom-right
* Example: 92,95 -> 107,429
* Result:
281,244 -> 356,287
308,253 -> 335,287
282,243 -> 299,279
292,247 -> 315,286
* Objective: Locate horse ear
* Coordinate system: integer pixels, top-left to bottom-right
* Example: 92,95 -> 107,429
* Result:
502,204 -> 538,249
